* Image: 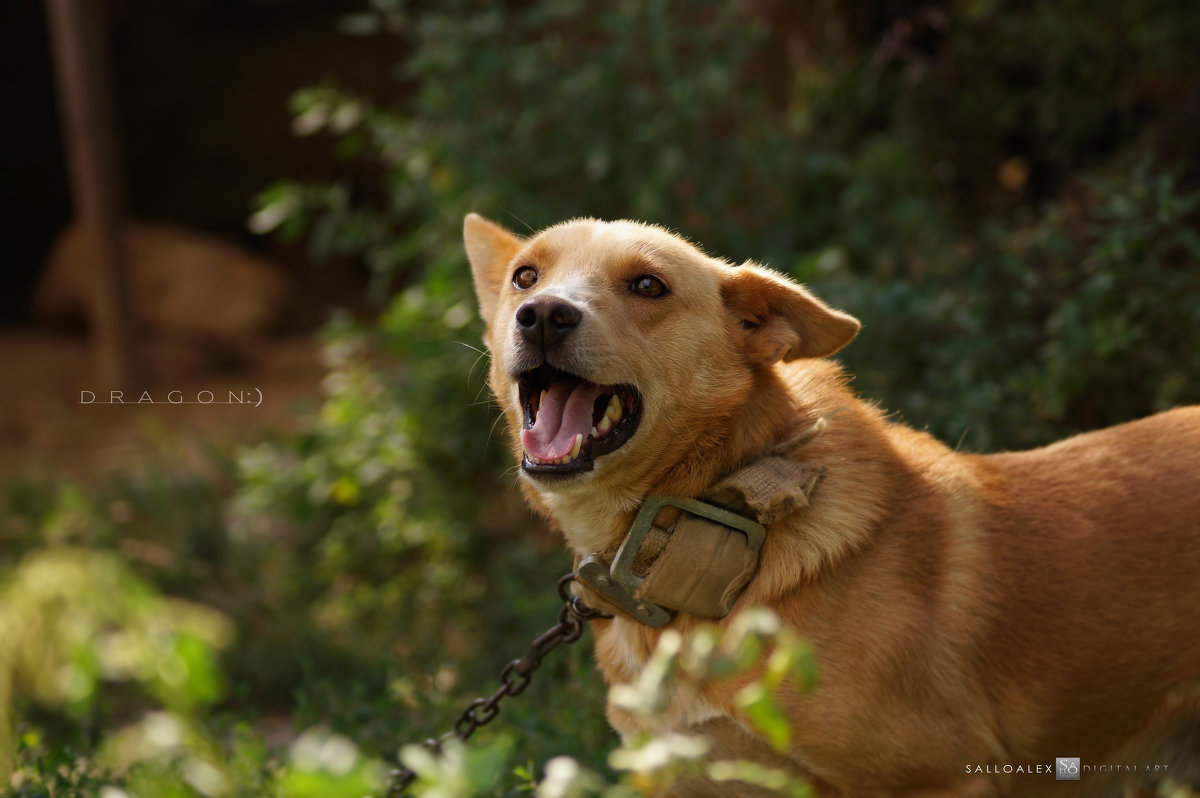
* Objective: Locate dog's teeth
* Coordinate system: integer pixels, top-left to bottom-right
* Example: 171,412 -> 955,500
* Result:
591,425 -> 599,439
526,429 -> 595,465
605,394 -> 622,423
539,390 -> 547,411
597,415 -> 613,435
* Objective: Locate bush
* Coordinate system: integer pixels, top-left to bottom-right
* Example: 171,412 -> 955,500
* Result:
825,160 -> 1200,450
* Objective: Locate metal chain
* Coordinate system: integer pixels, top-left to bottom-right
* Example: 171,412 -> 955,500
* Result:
386,573 -> 612,795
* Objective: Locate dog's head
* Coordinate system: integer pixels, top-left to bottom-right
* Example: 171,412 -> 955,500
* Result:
465,214 -> 859,500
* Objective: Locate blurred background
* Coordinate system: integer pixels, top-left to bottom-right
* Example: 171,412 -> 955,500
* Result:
2,0 -> 1199,794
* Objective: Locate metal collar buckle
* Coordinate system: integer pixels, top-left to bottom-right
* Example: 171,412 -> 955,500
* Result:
577,495 -> 767,628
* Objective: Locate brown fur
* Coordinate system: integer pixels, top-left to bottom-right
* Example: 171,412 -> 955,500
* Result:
464,213 -> 1200,797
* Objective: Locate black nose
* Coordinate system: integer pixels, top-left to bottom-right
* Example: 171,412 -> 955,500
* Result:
515,297 -> 582,349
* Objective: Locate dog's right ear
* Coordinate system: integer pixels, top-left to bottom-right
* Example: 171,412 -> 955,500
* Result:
722,262 -> 861,364
464,213 -> 524,327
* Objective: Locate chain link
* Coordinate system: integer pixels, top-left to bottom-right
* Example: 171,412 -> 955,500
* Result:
386,573 -> 611,795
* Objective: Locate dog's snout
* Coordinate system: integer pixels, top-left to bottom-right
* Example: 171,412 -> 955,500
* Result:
515,297 -> 582,348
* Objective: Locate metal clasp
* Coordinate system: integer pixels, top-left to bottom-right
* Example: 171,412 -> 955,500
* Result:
576,495 -> 767,628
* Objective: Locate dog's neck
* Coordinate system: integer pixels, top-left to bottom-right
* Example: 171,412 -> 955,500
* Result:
539,366 -> 805,558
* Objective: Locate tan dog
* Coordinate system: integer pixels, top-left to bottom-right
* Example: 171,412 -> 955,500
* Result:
464,213 -> 1200,798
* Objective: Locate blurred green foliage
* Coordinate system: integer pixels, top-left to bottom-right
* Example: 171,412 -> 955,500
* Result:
400,609 -> 819,798
0,548 -> 241,793
6,0 -> 1200,795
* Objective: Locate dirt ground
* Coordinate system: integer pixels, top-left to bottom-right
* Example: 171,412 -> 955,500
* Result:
0,328 -> 326,480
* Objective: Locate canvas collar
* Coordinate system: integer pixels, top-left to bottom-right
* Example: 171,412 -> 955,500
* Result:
575,419 -> 827,627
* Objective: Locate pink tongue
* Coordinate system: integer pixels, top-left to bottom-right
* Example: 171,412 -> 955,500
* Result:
522,379 -> 603,461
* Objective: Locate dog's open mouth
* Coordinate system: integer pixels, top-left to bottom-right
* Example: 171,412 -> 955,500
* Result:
518,366 -> 642,476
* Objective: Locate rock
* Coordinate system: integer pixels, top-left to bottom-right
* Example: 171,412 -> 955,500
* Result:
36,220 -> 290,341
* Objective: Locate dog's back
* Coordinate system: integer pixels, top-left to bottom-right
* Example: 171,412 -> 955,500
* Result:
974,406 -> 1200,792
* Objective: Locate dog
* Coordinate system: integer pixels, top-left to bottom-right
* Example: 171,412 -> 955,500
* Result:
464,213 -> 1200,798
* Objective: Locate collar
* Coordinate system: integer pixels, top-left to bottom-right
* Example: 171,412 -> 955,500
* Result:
575,419 -> 827,627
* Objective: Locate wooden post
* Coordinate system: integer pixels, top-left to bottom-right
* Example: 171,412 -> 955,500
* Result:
44,0 -> 142,390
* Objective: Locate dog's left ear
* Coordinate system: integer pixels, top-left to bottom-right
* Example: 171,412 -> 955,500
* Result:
721,263 -> 861,364
464,213 -> 525,327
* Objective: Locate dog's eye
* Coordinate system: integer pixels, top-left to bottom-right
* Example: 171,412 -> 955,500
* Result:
513,266 -> 539,290
630,275 -> 667,298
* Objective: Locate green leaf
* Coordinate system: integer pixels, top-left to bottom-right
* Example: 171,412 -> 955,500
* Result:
734,683 -> 791,752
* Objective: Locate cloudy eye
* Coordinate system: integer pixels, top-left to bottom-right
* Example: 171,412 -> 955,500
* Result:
513,266 -> 539,290
630,275 -> 667,298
